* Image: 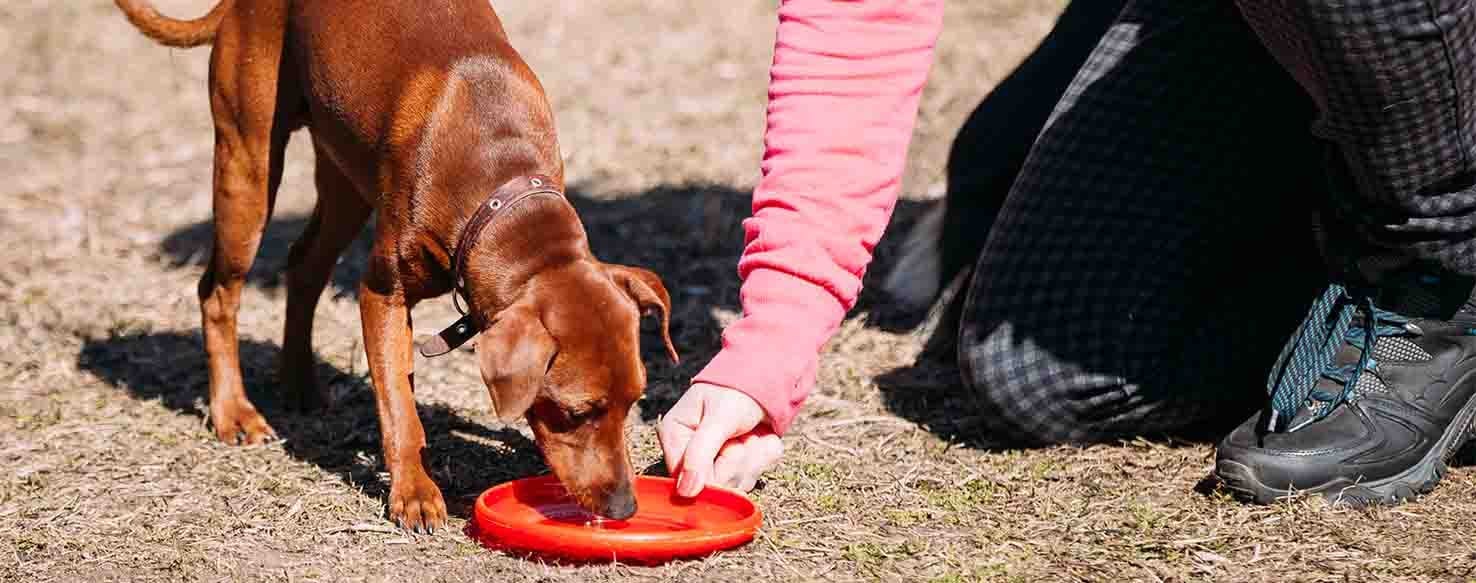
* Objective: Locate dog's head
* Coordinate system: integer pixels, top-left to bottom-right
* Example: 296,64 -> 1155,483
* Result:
474,260 -> 676,519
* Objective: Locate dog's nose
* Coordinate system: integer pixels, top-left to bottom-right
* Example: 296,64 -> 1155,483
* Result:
600,485 -> 637,520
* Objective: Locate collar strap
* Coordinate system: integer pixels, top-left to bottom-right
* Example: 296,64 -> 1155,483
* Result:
418,174 -> 563,357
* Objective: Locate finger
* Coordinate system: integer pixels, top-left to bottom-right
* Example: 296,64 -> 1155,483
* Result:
711,438 -> 750,489
737,434 -> 784,492
657,416 -> 695,477
656,393 -> 705,476
676,416 -> 741,497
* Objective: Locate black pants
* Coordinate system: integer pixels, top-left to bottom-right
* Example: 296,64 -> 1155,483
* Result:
951,0 -> 1476,444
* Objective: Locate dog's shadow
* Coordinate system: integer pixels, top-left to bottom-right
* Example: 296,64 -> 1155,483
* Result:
159,215 -> 374,302
154,183 -> 935,424
128,182 -> 934,516
76,331 -> 549,516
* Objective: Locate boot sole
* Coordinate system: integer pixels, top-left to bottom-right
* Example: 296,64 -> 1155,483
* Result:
1216,389 -> 1476,506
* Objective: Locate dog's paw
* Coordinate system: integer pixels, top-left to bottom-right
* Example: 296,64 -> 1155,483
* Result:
388,471 -> 448,534
210,399 -> 278,445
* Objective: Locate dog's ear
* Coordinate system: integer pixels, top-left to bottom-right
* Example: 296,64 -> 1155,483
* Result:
605,265 -> 679,364
476,305 -> 556,422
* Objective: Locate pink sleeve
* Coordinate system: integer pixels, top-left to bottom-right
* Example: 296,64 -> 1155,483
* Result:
691,1 -> 945,434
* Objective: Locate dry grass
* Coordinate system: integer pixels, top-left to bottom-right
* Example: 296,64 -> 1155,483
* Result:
3,1 -> 1475,581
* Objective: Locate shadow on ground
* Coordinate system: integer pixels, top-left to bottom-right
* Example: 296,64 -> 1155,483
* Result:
135,0 -> 1183,472
156,183 -> 935,424
76,331 -> 547,517
115,180 -> 936,513
137,0 -> 1280,466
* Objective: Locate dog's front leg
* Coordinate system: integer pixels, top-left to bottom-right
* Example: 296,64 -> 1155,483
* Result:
359,265 -> 447,533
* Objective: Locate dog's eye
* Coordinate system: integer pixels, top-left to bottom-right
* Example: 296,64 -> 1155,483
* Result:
568,407 -> 598,422
564,403 -> 605,424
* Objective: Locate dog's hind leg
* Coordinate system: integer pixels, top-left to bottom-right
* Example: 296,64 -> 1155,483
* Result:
279,149 -> 372,411
197,0 -> 294,445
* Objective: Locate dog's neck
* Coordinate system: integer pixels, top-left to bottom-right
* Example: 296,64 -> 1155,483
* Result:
456,192 -> 590,322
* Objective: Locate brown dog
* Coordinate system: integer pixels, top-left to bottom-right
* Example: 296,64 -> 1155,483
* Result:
114,0 -> 678,532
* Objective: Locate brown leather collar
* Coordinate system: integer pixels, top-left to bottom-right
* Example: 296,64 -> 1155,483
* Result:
418,174 -> 563,357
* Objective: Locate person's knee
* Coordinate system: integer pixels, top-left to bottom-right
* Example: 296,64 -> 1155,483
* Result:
958,321 -> 1126,446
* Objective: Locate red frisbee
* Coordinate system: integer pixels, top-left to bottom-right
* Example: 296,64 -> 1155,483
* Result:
470,475 -> 762,563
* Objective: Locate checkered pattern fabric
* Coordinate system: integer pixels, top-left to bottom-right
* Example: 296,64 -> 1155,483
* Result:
955,0 -> 1476,445
1237,0 -> 1476,278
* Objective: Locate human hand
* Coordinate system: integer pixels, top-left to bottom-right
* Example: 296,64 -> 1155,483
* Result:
657,383 -> 785,496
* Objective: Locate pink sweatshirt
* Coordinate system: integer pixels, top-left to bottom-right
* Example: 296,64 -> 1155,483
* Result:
691,2 -> 946,434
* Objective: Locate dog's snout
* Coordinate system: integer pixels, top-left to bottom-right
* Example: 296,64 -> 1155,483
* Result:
600,485 -> 637,520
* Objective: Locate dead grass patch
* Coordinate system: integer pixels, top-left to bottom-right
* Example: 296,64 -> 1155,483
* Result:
3,1 -> 1474,581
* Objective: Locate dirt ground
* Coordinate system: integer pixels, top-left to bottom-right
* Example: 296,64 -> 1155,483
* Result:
4,1 -> 1476,581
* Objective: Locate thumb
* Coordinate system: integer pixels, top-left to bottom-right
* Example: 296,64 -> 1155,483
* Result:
676,413 -> 747,497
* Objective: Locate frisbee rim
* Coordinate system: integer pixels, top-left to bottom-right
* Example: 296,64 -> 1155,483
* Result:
471,474 -> 762,561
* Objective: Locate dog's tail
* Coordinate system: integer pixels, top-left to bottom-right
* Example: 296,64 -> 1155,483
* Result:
114,0 -> 230,48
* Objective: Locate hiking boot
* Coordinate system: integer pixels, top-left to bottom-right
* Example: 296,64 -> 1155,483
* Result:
1215,267 -> 1476,505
